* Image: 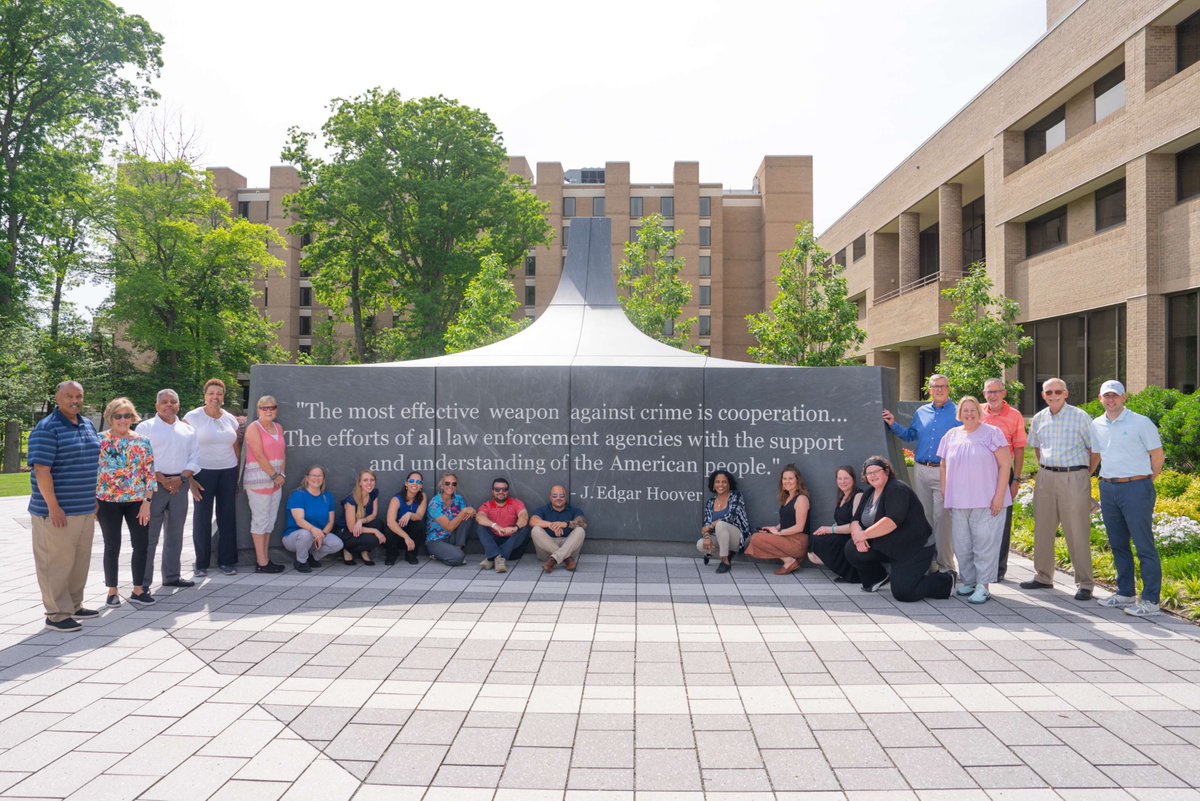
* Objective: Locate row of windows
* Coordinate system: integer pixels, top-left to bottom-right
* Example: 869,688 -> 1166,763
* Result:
623,226 -> 711,246
1017,305 -> 1125,414
566,196 -> 713,218
525,282 -> 713,308
1169,289 -> 1200,393
1025,177 -> 1127,257
840,196 -> 986,272
1024,64 -> 1125,166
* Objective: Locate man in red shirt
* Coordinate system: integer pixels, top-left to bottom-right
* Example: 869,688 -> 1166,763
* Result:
475,477 -> 529,574
980,378 -> 1027,582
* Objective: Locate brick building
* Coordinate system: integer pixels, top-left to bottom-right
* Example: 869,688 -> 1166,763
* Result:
819,0 -> 1200,412
209,156 -> 814,362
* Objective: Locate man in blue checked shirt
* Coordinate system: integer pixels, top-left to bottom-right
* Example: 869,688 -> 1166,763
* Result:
882,374 -> 961,573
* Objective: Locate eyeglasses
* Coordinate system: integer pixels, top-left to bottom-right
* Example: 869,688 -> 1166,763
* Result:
864,467 -> 886,476
407,478 -> 423,484
1044,389 -> 1065,396
493,487 -> 509,494
983,390 -> 1002,395
259,405 -> 277,411
929,385 -> 949,392
112,413 -> 135,421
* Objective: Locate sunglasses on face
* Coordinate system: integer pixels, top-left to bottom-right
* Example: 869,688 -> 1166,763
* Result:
493,487 -> 509,493
443,481 -> 458,487
259,405 -> 277,411
112,413 -> 135,421
1044,389 -> 1065,396
407,478 -> 422,484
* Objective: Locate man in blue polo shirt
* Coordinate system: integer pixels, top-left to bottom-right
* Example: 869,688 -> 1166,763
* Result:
28,381 -> 102,632
882,374 -> 961,573
530,485 -> 588,572
1089,380 -> 1165,618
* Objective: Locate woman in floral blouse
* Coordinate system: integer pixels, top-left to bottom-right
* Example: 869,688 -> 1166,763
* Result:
97,397 -> 157,607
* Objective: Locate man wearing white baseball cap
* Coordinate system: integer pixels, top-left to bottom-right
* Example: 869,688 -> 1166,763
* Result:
1088,380 -> 1165,617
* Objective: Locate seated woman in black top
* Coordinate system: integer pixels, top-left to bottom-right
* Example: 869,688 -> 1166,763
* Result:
340,469 -> 386,565
809,465 -> 862,583
845,455 -> 953,602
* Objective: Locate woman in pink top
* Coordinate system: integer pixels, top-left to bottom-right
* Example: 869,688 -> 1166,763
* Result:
242,395 -> 286,573
937,396 -> 1012,605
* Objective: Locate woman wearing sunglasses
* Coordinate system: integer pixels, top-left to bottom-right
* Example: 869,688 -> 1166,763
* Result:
242,395 -> 285,573
384,470 -> 427,565
424,472 -> 475,566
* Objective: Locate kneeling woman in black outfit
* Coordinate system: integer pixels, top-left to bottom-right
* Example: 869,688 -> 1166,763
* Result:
845,456 -> 953,602
809,465 -> 862,583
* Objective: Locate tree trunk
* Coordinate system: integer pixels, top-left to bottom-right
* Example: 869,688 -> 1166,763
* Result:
350,265 -> 366,362
49,269 -> 65,342
2,420 -> 21,474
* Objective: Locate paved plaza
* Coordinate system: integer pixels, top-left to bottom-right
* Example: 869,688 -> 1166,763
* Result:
2,495 -> 1200,800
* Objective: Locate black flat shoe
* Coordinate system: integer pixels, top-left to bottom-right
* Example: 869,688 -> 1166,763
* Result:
715,561 -> 731,574
360,553 -> 375,566
342,550 -> 355,566
405,550 -> 419,565
384,556 -> 397,566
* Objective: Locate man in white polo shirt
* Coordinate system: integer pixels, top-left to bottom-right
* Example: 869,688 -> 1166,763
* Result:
1089,380 -> 1164,618
137,389 -> 202,590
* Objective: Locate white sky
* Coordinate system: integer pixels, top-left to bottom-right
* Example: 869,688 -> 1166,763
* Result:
73,0 -> 1048,310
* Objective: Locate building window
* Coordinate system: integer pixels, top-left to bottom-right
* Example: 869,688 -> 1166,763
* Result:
581,168 -> 605,184
299,286 -> 312,307
298,315 -> 312,336
660,196 -> 674,218
525,254 -> 536,276
630,226 -> 639,243
919,223 -> 939,278
919,349 -> 940,389
1026,205 -> 1067,257
699,226 -> 711,247
262,286 -> 269,307
300,232 -> 312,248
852,234 -> 866,262
525,285 -> 536,306
699,315 -> 711,336
563,197 -> 576,218
298,344 -> 312,356
962,196 -> 986,266
1094,64 -> 1125,123
663,319 -> 674,337
834,249 -> 846,267
1024,106 -> 1066,164
699,255 -> 711,276
630,197 -> 643,217
699,285 -> 711,307
1094,178 -> 1126,231
1179,143 -> 1200,203
562,225 -> 569,249
238,200 -> 250,218
699,196 -> 711,218
1179,9 -> 1200,74
1018,305 -> 1125,413
1169,291 -> 1199,393
592,197 -> 605,217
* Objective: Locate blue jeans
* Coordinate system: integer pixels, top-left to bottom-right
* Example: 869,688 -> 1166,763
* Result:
478,526 -> 530,560
1099,479 -> 1160,604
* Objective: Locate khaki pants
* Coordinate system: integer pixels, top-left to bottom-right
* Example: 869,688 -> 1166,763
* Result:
913,463 -> 954,572
696,520 -> 741,558
1032,469 -> 1094,589
31,514 -> 95,622
531,526 -> 585,564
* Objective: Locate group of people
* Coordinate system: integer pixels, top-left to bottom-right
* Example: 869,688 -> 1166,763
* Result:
702,373 -> 1162,618
27,371 -> 1166,633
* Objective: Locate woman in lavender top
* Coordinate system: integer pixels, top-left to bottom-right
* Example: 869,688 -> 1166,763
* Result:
937,395 -> 1013,605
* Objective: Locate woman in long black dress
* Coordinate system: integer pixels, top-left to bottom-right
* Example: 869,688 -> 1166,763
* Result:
809,465 -> 862,583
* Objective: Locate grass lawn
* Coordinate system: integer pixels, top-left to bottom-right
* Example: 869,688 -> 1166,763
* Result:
0,472 -> 30,497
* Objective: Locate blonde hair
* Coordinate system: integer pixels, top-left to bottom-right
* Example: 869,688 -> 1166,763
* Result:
300,465 -> 326,494
103,397 -> 141,426
256,394 -> 277,408
351,469 -> 377,518
956,396 -> 983,421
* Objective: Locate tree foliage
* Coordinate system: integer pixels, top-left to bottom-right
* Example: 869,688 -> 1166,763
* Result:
445,253 -> 530,353
746,223 -> 865,366
107,156 -> 285,409
282,90 -> 551,361
935,262 -> 1033,400
617,214 -> 699,352
0,0 -> 162,322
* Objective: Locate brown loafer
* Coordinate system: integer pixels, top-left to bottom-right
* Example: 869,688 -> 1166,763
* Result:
564,557 -> 577,571
775,560 -> 802,576
543,558 -> 556,573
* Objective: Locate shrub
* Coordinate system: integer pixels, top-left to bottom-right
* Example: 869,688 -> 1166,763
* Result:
1159,391 -> 1200,472
1079,385 -> 1185,424
1155,470 -> 1193,499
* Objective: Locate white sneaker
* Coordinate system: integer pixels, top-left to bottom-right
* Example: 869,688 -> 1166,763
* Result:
494,556 -> 507,574
480,559 -> 494,570
1097,594 -> 1136,608
1124,599 -> 1161,617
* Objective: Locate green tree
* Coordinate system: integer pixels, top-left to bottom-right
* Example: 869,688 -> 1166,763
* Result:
0,0 -> 162,322
107,156 -> 285,407
617,214 -> 698,351
935,262 -> 1033,400
746,223 -> 866,366
445,253 -> 530,353
0,311 -> 46,471
282,90 -> 551,361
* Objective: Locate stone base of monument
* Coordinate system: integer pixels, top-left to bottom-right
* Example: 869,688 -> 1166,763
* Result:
240,218 -> 903,557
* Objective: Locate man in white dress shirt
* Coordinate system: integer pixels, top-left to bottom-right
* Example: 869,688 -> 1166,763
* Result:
136,389 -> 202,589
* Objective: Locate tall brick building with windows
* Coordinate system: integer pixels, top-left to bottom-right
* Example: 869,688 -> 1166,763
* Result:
209,157 -> 813,362
820,0 -> 1200,412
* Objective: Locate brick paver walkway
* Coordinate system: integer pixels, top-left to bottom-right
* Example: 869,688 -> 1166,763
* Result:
2,495 -> 1199,800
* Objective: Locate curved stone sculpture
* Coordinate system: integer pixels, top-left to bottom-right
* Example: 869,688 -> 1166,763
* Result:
247,218 -> 901,554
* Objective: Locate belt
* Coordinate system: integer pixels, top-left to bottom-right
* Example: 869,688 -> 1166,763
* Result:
1039,465 -> 1088,472
915,460 -> 940,467
161,473 -> 181,477
1099,475 -> 1152,484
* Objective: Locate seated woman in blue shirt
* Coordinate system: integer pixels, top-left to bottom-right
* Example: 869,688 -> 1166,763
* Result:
282,465 -> 344,573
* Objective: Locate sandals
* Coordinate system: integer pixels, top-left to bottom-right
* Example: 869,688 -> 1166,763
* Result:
775,559 -> 802,576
